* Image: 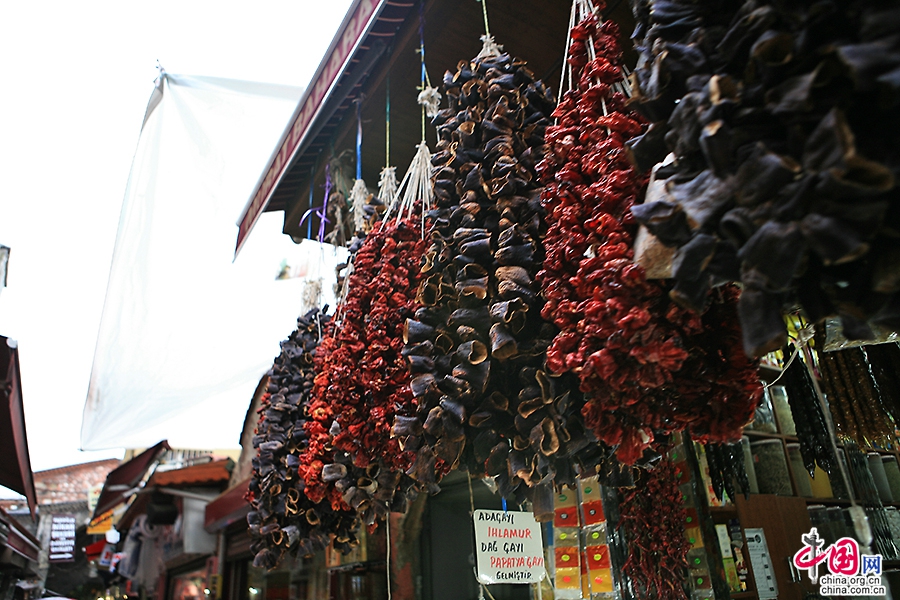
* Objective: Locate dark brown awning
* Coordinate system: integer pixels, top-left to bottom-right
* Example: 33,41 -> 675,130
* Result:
0,337 -> 36,520
0,505 -> 40,567
204,477 -> 250,532
91,440 -> 170,520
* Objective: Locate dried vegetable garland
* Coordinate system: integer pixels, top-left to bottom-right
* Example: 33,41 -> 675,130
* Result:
395,48 -> 619,511
819,341 -> 900,448
626,0 -> 900,356
617,457 -> 691,600
247,309 -> 360,567
775,342 -> 837,476
300,218 -> 427,527
538,12 -> 763,464
703,441 -> 750,503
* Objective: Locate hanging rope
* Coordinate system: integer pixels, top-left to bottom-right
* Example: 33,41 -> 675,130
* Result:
414,1 -> 441,129
298,162 -> 331,241
385,508 -> 392,600
307,164 -> 315,239
475,0 -> 503,59
418,0 -> 427,140
479,0 -> 490,38
379,141 -> 433,235
356,100 -> 363,180
350,99 -> 370,233
558,0 -> 578,107
557,0 -> 633,119
385,73 -> 391,166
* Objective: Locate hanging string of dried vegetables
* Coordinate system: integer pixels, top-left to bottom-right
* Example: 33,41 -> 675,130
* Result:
617,457 -> 691,600
395,46 -> 623,512
300,219 -> 427,526
703,440 -> 750,502
626,0 -> 900,356
864,343 -> 900,429
776,342 -> 838,476
247,309 -> 360,567
538,10 -> 762,464
818,340 -> 900,449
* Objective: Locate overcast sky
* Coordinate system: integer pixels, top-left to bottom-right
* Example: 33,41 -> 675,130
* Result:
0,0 -> 354,491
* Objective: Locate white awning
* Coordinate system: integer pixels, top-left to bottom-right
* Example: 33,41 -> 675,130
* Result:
81,74 -> 346,450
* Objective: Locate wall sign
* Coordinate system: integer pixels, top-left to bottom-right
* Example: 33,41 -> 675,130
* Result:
87,509 -> 113,535
745,527 -> 778,600
49,514 -> 77,563
473,509 -> 546,584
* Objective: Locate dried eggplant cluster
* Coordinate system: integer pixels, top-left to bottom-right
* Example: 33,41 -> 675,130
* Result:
247,309 -> 360,567
394,49 -> 615,514
703,441 -> 751,502
627,0 -> 900,357
780,342 -> 837,477
538,13 -> 763,464
299,219 -> 425,527
819,340 -> 900,448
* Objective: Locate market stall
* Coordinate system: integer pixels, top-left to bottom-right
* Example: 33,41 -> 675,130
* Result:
233,0 -> 900,599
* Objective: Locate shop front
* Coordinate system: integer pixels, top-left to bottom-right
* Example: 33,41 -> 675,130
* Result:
229,0 -> 900,599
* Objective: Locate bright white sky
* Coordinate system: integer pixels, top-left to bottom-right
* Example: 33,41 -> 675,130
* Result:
0,0 -> 354,489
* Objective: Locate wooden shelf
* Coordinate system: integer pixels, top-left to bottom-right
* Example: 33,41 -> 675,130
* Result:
804,498 -> 852,506
730,592 -> 757,599
743,429 -> 799,442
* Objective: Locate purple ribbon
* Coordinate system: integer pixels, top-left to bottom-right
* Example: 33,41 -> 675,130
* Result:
298,205 -> 328,230
318,164 -> 333,244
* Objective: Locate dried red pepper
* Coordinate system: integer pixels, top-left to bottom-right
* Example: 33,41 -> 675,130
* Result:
300,218 -> 426,524
617,457 -> 691,600
537,13 -> 762,464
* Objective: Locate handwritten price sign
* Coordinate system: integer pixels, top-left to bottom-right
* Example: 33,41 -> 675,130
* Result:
474,510 -> 546,584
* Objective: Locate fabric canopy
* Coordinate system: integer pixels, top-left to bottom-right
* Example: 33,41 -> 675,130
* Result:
91,440 -> 169,520
81,74 -> 347,450
0,336 -> 36,519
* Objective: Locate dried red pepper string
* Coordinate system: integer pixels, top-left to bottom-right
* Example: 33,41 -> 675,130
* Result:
301,217 -> 427,514
537,13 -> 762,464
617,457 -> 691,600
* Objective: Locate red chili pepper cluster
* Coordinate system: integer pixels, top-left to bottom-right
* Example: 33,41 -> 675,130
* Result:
247,309 -> 361,567
300,218 -> 426,525
617,457 -> 691,600
537,13 -> 762,464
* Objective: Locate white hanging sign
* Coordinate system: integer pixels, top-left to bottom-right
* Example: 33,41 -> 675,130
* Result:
473,509 -> 546,584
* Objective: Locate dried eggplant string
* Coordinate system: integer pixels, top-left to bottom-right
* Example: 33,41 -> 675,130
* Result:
704,441 -> 750,502
397,41 -> 606,512
626,0 -> 900,357
247,309 -> 361,567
